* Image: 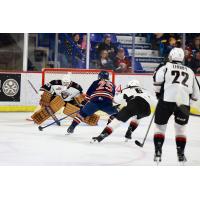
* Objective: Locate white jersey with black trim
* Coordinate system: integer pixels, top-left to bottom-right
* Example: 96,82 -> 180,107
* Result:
52,85 -> 80,101
153,62 -> 200,106
114,86 -> 152,106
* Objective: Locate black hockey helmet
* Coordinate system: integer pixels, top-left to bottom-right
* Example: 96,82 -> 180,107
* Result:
98,70 -> 109,80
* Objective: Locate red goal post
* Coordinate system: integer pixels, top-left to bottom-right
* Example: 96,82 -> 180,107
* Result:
42,68 -> 115,92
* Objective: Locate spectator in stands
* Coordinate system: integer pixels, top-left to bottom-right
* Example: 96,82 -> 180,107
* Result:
185,46 -> 193,66
81,34 -> 87,51
97,50 -> 113,70
163,37 -> 177,57
72,33 -> 81,48
97,34 -> 117,60
193,35 -> 200,52
189,50 -> 200,74
113,48 -> 132,73
64,33 -> 84,68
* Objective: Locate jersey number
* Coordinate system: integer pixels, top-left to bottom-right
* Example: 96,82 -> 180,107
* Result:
171,70 -> 189,87
96,81 -> 113,92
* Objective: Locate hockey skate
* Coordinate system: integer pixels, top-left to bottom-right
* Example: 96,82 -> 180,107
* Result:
154,144 -> 162,164
90,132 -> 109,143
125,127 -> 132,142
177,147 -> 187,164
66,124 -> 75,135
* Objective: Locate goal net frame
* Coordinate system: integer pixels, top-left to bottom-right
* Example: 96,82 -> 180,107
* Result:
42,68 -> 115,86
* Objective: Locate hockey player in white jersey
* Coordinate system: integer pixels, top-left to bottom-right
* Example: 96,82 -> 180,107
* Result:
31,73 -> 84,126
40,74 -> 83,106
91,79 -> 151,143
153,47 -> 200,163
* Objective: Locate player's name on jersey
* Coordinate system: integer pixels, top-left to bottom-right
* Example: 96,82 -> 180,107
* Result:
172,64 -> 188,71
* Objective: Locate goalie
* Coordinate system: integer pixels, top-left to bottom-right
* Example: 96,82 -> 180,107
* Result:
39,74 -> 83,107
32,74 -> 100,126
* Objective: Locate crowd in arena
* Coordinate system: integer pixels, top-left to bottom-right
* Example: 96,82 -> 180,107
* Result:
63,33 -> 200,74
63,33 -> 132,73
0,33 -> 199,74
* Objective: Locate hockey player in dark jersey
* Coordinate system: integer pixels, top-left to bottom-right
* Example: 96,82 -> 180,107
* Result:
91,79 -> 151,143
67,71 -> 118,134
40,74 -> 83,106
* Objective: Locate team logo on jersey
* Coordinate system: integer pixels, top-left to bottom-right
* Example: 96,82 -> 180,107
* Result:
2,79 -> 19,97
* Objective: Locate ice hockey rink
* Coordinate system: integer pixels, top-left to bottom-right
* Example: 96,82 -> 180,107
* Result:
0,112 -> 199,166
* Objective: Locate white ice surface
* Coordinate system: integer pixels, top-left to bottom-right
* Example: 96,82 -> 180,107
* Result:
0,112 -> 199,166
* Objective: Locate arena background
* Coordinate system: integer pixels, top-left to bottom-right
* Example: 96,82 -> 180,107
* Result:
0,33 -> 199,115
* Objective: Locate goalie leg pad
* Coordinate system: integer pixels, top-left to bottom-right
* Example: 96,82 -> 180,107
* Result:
84,114 -> 100,126
63,103 -> 80,118
63,103 -> 100,126
50,96 -> 65,113
74,94 -> 86,105
31,107 -> 51,124
40,91 -> 52,107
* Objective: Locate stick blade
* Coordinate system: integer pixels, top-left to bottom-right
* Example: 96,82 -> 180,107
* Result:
135,140 -> 143,147
38,126 -> 43,131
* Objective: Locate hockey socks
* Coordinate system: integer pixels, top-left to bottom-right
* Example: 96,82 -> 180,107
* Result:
125,120 -> 138,140
67,115 -> 82,134
92,118 -> 121,142
154,133 -> 165,162
176,136 -> 187,162
92,127 -> 113,142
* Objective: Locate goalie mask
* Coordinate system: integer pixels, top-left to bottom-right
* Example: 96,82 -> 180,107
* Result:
168,47 -> 184,62
62,74 -> 71,87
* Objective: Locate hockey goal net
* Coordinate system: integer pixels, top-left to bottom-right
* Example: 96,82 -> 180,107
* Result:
41,68 -> 116,120
42,68 -> 115,91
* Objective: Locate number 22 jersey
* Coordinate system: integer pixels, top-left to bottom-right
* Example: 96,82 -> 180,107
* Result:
153,61 -> 200,106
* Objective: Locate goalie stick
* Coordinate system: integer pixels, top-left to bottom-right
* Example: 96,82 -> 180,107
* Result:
27,79 -> 60,126
38,110 -> 79,131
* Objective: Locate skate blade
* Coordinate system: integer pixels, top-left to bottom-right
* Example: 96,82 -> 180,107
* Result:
178,158 -> 187,166
90,139 -> 98,144
179,161 -> 186,166
65,132 -> 73,135
154,157 -> 161,165
125,138 -> 130,142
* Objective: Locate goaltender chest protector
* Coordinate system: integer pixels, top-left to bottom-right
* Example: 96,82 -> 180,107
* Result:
51,85 -> 68,96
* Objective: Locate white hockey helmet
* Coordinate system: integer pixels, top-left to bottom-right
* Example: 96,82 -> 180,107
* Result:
128,79 -> 141,87
62,74 -> 71,86
168,47 -> 184,62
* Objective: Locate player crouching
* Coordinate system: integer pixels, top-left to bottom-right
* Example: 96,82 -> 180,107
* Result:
91,79 -> 151,143
67,71 -> 118,134
31,74 -> 87,125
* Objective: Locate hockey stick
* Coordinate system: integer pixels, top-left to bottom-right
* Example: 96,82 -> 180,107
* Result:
45,106 -> 61,126
38,110 -> 79,131
135,111 -> 155,148
27,79 -> 39,94
27,79 -> 61,125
